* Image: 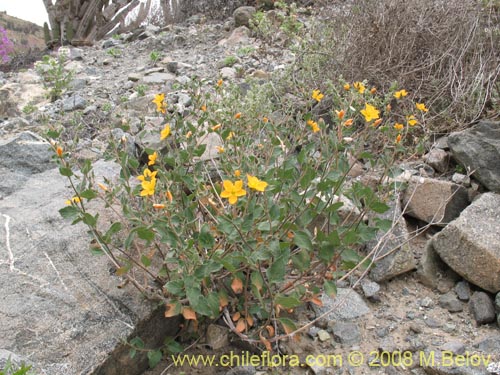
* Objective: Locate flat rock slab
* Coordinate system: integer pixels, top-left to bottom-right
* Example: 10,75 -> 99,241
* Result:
0,164 -> 179,374
316,288 -> 370,322
402,176 -> 469,225
448,121 -> 500,193
432,193 -> 500,293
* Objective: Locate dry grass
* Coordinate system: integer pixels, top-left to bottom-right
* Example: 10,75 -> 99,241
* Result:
304,0 -> 500,131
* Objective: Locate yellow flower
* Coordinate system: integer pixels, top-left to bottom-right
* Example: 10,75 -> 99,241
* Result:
160,124 -> 171,140
226,132 -> 235,140
370,87 -> 377,94
152,93 -> 166,114
148,151 -> 158,166
406,115 -> 418,126
211,124 -> 221,131
65,196 -> 81,205
394,123 -> 404,131
360,103 -> 380,122
234,112 -> 242,119
416,102 -> 429,112
307,119 -> 320,133
343,118 -> 354,127
97,183 -> 108,191
353,82 -> 366,94
140,179 -> 156,196
395,134 -> 402,143
335,109 -> 345,120
137,168 -> 158,182
312,89 -> 324,102
186,131 -> 193,139
262,117 -> 269,123
217,79 -> 223,87
153,203 -> 165,209
372,118 -> 382,127
220,180 -> 246,205
216,146 -> 225,153
56,146 -> 63,157
201,105 -> 207,112
234,170 -> 241,177
343,83 -> 351,91
394,90 -> 408,99
247,174 -> 268,192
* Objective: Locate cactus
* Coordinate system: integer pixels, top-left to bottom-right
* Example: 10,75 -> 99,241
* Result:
42,0 -> 152,45
52,21 -> 61,45
43,22 -> 51,45
65,21 -> 74,43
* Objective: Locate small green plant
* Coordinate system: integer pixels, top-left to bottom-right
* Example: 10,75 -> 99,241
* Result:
150,50 -> 162,64
250,2 -> 304,44
223,56 -> 238,67
135,84 -> 148,97
120,96 -> 129,103
106,47 -> 121,58
102,102 -> 112,112
34,52 -> 73,102
22,104 -> 37,115
0,357 -> 33,375
236,46 -> 256,57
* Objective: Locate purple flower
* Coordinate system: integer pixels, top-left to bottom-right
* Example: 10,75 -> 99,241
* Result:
0,27 -> 14,63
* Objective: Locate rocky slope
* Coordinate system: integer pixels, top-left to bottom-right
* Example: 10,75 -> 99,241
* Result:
1,6 -> 500,375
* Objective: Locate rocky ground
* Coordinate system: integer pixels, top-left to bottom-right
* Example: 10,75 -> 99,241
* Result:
1,5 -> 500,375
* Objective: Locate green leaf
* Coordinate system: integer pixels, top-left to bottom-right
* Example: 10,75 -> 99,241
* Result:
80,189 -> 97,200
278,317 -> 297,335
341,248 -> 362,263
193,144 -> 207,157
164,337 -> 183,354
165,280 -> 184,296
129,336 -> 145,349
141,255 -> 152,267
147,350 -> 162,368
137,227 -> 155,242
267,248 -> 290,284
59,206 -> 79,220
59,166 -> 73,177
81,159 -> 92,175
198,224 -> 215,249
319,242 -> 335,263
129,348 -> 137,359
194,260 -> 223,279
294,230 -> 313,251
292,249 -> 310,271
324,280 -> 337,297
104,222 -> 122,241
373,218 -> 393,232
82,213 -> 97,227
369,201 -> 390,214
275,295 -> 302,309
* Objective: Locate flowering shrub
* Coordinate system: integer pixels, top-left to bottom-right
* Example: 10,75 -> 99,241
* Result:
52,74 -> 427,357
35,52 -> 73,101
0,27 -> 14,63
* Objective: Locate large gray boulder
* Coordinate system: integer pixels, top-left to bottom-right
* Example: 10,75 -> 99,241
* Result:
402,176 -> 469,225
448,121 -> 500,192
0,162 -> 180,375
432,193 -> 500,293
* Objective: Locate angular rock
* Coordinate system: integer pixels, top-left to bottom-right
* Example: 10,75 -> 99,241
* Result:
332,322 -> 360,345
441,341 -> 465,355
423,148 -> 450,173
448,121 -> 500,192
142,72 -> 175,84
316,288 -> 370,322
367,200 -> 416,282
438,292 -> 463,313
63,94 -> 87,111
432,193 -> 500,292
402,176 -> 469,225
0,163 -> 180,375
455,280 -> 471,301
233,6 -> 256,27
361,279 -> 381,301
206,324 -> 229,350
469,292 -> 495,325
417,240 -> 460,289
